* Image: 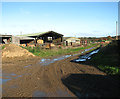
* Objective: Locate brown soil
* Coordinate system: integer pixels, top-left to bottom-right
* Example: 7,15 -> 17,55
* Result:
2,51 -> 120,98
2,44 -> 35,58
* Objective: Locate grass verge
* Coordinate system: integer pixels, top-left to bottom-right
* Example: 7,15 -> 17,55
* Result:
98,65 -> 119,75
20,43 -> 99,58
88,41 -> 120,75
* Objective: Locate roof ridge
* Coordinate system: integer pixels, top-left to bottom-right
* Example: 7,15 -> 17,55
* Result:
17,31 -> 63,37
17,31 -> 46,36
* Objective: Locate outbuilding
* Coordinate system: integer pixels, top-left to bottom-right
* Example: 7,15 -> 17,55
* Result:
64,37 -> 80,46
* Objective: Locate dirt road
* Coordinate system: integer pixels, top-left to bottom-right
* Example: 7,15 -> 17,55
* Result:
2,50 -> 120,98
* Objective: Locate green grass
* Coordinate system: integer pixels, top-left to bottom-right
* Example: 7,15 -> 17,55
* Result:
98,65 -> 120,75
88,41 -> 120,75
21,43 -> 99,58
2,45 -> 5,49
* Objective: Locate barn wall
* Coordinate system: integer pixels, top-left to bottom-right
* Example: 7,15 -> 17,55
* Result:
12,36 -> 20,45
53,37 -> 62,45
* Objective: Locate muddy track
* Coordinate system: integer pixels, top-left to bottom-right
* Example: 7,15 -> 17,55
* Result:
2,50 -> 120,97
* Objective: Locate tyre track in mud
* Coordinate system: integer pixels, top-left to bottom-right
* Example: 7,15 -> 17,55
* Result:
2,54 -> 81,97
3,47 -> 119,97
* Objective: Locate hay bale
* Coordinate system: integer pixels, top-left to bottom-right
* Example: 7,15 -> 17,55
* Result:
20,44 -> 26,47
51,43 -> 55,47
45,43 -> 50,49
2,44 -> 35,58
37,39 -> 43,44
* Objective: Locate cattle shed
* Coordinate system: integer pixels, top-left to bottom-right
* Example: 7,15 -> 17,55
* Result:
19,31 -> 64,45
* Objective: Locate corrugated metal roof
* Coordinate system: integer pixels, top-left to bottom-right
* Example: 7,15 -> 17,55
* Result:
18,32 -> 46,37
17,36 -> 35,40
18,31 -> 63,37
0,35 -> 12,37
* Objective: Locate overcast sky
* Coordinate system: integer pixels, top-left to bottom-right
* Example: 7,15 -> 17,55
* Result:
1,2 -> 118,37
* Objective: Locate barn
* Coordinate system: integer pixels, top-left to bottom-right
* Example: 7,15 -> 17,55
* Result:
0,35 -> 12,44
18,36 -> 35,44
19,31 -> 64,45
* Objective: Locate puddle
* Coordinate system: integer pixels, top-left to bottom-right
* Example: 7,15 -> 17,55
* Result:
32,90 -> 72,97
39,47 -> 98,66
2,73 -> 17,78
2,73 -> 23,84
0,78 -> 11,84
72,49 -> 100,62
89,49 -> 100,55
88,57 -> 91,60
32,90 -> 48,97
75,58 -> 87,62
39,55 -> 72,66
56,90 -> 72,97
24,64 -> 31,68
73,53 -> 80,56
84,47 -> 95,52
2,79 -> 11,83
10,73 -> 16,76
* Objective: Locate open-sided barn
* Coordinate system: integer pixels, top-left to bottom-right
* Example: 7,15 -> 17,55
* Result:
0,35 -> 12,44
18,36 -> 35,44
19,31 -> 64,45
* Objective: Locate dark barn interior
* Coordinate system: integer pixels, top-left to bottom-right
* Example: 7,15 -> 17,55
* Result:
0,35 -> 12,44
28,31 -> 64,45
20,39 -> 34,44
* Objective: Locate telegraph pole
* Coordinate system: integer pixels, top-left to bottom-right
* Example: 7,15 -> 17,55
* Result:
116,21 -> 118,40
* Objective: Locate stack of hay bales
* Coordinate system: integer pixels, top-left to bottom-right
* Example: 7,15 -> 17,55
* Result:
45,43 -> 50,49
2,44 -> 35,58
44,43 -> 55,49
37,39 -> 43,44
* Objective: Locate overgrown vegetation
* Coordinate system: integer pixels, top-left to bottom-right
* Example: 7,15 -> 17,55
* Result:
20,43 -> 99,58
88,41 -> 120,75
98,65 -> 119,75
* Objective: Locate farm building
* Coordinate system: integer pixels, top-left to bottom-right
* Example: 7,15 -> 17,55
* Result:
64,37 -> 80,46
17,36 -> 35,44
18,31 -> 64,45
0,31 -> 64,48
0,35 -> 12,44
0,35 -> 35,45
